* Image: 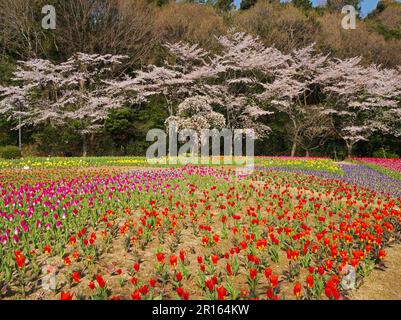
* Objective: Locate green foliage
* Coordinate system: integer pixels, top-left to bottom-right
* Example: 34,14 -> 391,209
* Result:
0,57 -> 16,85
152,0 -> 170,7
0,145 -> 21,159
105,98 -> 168,155
372,147 -> 399,159
214,0 -> 234,12
373,22 -> 401,40
292,0 -> 312,10
31,125 -> 81,156
326,0 -> 361,14
240,0 -> 257,10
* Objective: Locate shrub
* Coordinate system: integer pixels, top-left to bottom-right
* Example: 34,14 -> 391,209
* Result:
0,145 -> 21,159
21,144 -> 39,157
373,147 -> 399,159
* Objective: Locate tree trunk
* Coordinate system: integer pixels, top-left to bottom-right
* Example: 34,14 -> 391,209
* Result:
346,142 -> 353,158
305,149 -> 310,157
18,116 -> 22,151
291,140 -> 297,157
290,118 -> 299,157
82,134 -> 88,157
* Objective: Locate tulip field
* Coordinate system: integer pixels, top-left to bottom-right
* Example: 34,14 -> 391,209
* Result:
1,157 -> 401,300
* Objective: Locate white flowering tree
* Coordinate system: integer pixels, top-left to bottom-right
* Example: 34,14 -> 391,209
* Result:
0,53 -> 127,156
319,58 -> 401,156
257,44 -> 330,156
165,96 -> 226,134
0,84 -> 33,150
107,32 -> 282,140
293,105 -> 335,157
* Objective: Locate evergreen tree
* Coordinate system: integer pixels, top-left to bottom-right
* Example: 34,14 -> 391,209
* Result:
292,0 -> 312,10
326,0 -> 361,14
240,0 -> 257,10
215,0 -> 235,12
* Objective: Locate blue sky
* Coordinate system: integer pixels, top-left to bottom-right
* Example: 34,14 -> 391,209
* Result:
232,1 -> 400,17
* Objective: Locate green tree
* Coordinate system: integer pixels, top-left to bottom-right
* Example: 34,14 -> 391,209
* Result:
326,0 -> 361,14
292,0 -> 312,10
240,0 -> 257,10
215,0 -> 235,12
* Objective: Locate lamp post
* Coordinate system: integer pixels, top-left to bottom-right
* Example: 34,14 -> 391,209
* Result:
18,115 -> 22,151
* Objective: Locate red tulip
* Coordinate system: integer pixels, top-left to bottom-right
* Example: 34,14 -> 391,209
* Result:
96,275 -> 106,288
249,268 -> 257,280
256,239 -> 267,250
205,278 -> 215,291
63,257 -> 71,266
69,236 -> 76,246
378,249 -> 386,260
270,274 -> 279,288
264,268 -> 272,279
226,263 -> 232,276
72,251 -> 79,260
293,283 -> 301,298
325,259 -> 333,270
170,255 -> 178,268
325,280 -> 340,300
14,250 -> 25,269
72,271 -> 80,283
306,275 -> 314,288
131,290 -> 141,300
133,263 -> 140,272
216,286 -> 227,300
43,245 -> 51,255
88,281 -> 95,290
213,234 -> 219,243
156,252 -> 165,263
318,266 -> 324,275
60,292 -> 73,300
176,287 -> 184,297
139,285 -> 148,295
149,278 -> 156,287
211,254 -> 219,265
176,272 -> 183,282
179,250 -> 185,262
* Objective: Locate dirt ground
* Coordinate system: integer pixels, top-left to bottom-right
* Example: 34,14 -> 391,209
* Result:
351,243 -> 401,300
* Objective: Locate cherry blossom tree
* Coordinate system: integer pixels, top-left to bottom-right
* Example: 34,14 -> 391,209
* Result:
257,44 -> 329,156
3,31 -> 399,158
0,84 -> 33,150
293,105 -> 335,157
319,58 -> 401,156
0,53 -> 127,156
165,96 -> 226,134
107,31 -> 283,140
